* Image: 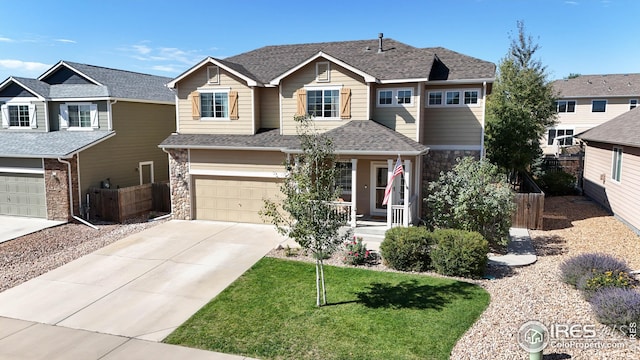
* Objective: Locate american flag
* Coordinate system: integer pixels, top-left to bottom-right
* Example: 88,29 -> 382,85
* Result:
382,157 -> 403,206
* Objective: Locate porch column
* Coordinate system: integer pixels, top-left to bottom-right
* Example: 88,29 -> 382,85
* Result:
350,158 -> 357,227
386,158 -> 393,229
403,159 -> 411,226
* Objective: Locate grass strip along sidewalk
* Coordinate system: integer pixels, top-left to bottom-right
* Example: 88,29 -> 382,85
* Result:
165,257 -> 489,360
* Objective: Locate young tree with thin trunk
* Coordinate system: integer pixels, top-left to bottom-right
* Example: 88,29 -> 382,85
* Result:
261,115 -> 351,307
485,21 -> 557,179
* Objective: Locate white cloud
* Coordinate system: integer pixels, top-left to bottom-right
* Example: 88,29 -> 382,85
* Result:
0,59 -> 51,72
0,37 -> 14,42
151,65 -> 181,73
564,1 -> 578,4
132,44 -> 152,55
55,39 -> 76,44
121,43 -> 204,65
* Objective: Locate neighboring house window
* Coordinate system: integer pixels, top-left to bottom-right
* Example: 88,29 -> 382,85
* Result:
59,103 -> 98,129
316,62 -> 330,82
376,88 -> 413,107
630,99 -> 637,110
207,66 -> 219,84
307,88 -> 339,119
1,103 -> 36,129
427,89 -> 480,107
592,100 -> 607,112
556,100 -> 576,113
336,162 -> 352,194
547,128 -> 574,146
428,91 -> 442,105
201,91 -> 229,118
612,147 -> 622,182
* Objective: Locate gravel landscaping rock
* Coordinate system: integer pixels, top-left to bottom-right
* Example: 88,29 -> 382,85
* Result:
0,217 -> 166,293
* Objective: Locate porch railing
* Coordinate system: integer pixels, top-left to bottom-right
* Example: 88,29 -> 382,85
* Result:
330,201 -> 352,225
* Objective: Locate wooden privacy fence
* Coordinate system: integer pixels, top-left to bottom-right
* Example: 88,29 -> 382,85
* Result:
88,182 -> 170,223
512,173 -> 545,230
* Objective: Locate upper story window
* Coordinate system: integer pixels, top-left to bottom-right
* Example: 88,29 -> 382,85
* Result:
201,91 -> 229,119
316,62 -> 330,82
308,88 -> 339,119
630,99 -> 637,110
376,88 -> 413,107
60,103 -> 97,129
592,100 -> 607,112
1,102 -> 36,129
612,147 -> 622,182
207,66 -> 219,84
556,100 -> 576,113
428,89 -> 480,107
547,128 -> 574,146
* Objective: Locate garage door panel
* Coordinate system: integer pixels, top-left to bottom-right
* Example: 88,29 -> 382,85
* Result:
194,176 -> 281,223
0,173 -> 46,218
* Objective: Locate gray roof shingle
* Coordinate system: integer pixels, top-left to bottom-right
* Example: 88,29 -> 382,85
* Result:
11,77 -> 50,98
221,38 -> 495,84
0,130 -> 115,158
553,74 -> 640,98
160,120 -> 428,155
577,106 -> 640,148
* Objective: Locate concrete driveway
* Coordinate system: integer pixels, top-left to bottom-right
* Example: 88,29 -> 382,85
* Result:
0,220 -> 286,359
0,215 -> 66,244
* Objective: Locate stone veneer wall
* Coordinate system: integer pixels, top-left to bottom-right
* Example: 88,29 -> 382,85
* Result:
167,149 -> 191,220
44,156 -> 79,221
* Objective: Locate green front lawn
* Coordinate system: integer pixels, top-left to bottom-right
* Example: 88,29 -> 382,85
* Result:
164,257 -> 489,360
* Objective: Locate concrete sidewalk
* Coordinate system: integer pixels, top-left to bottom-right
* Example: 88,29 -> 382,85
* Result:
0,220 -> 286,359
488,228 -> 537,267
0,215 -> 66,244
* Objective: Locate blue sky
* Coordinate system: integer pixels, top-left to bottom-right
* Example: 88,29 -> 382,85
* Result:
0,0 -> 637,82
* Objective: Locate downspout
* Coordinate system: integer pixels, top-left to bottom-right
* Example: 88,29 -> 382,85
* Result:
108,99 -> 117,131
57,157 -> 99,230
480,81 -> 487,159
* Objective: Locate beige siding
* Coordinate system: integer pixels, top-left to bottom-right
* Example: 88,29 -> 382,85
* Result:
422,85 -> 484,147
78,102 -> 175,197
371,84 -> 419,140
47,101 -> 109,131
190,149 -> 285,174
280,60 -> 367,135
583,142 -> 640,231
259,87 -> 280,129
542,97 -> 637,154
177,66 -> 254,135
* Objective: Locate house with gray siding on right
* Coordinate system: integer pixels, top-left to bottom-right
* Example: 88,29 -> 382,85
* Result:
546,74 -> 640,156
577,107 -> 640,233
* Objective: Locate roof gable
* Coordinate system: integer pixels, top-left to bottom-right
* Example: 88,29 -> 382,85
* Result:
167,57 -> 261,88
40,65 -> 95,85
0,77 -> 48,99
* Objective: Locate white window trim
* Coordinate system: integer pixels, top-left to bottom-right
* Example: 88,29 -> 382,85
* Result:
611,146 -> 623,183
547,126 -> 575,146
197,87 -> 231,121
60,102 -> 98,130
591,99 -> 607,113
316,62 -> 330,83
1,102 -> 36,129
426,88 -> 481,107
630,99 -> 638,110
376,87 -> 414,108
304,85 -> 342,120
427,91 -> 443,106
139,161 -> 154,185
207,66 -> 220,85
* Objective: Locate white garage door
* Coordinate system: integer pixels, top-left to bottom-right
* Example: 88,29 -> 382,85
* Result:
194,176 -> 282,223
0,173 -> 46,218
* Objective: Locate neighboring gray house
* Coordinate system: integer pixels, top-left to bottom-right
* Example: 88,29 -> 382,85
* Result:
159,36 -> 495,227
0,61 -> 175,220
577,106 -> 640,233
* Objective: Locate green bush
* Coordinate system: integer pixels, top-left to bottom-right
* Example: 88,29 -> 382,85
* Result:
430,229 -> 489,278
424,157 -> 515,248
380,227 -> 434,272
539,170 -> 576,196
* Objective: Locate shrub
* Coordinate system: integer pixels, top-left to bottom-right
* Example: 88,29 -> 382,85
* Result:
539,170 -> 576,196
577,270 -> 637,300
590,287 -> 640,335
559,253 -> 631,287
343,237 -> 371,266
380,227 -> 434,272
424,157 -> 515,248
430,229 -> 488,278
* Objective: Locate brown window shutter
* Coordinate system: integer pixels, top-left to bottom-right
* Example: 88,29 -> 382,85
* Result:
340,88 -> 351,119
296,89 -> 307,116
229,90 -> 239,120
191,91 -> 201,119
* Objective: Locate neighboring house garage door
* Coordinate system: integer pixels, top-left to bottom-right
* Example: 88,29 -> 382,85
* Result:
0,173 -> 46,218
193,176 -> 281,223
